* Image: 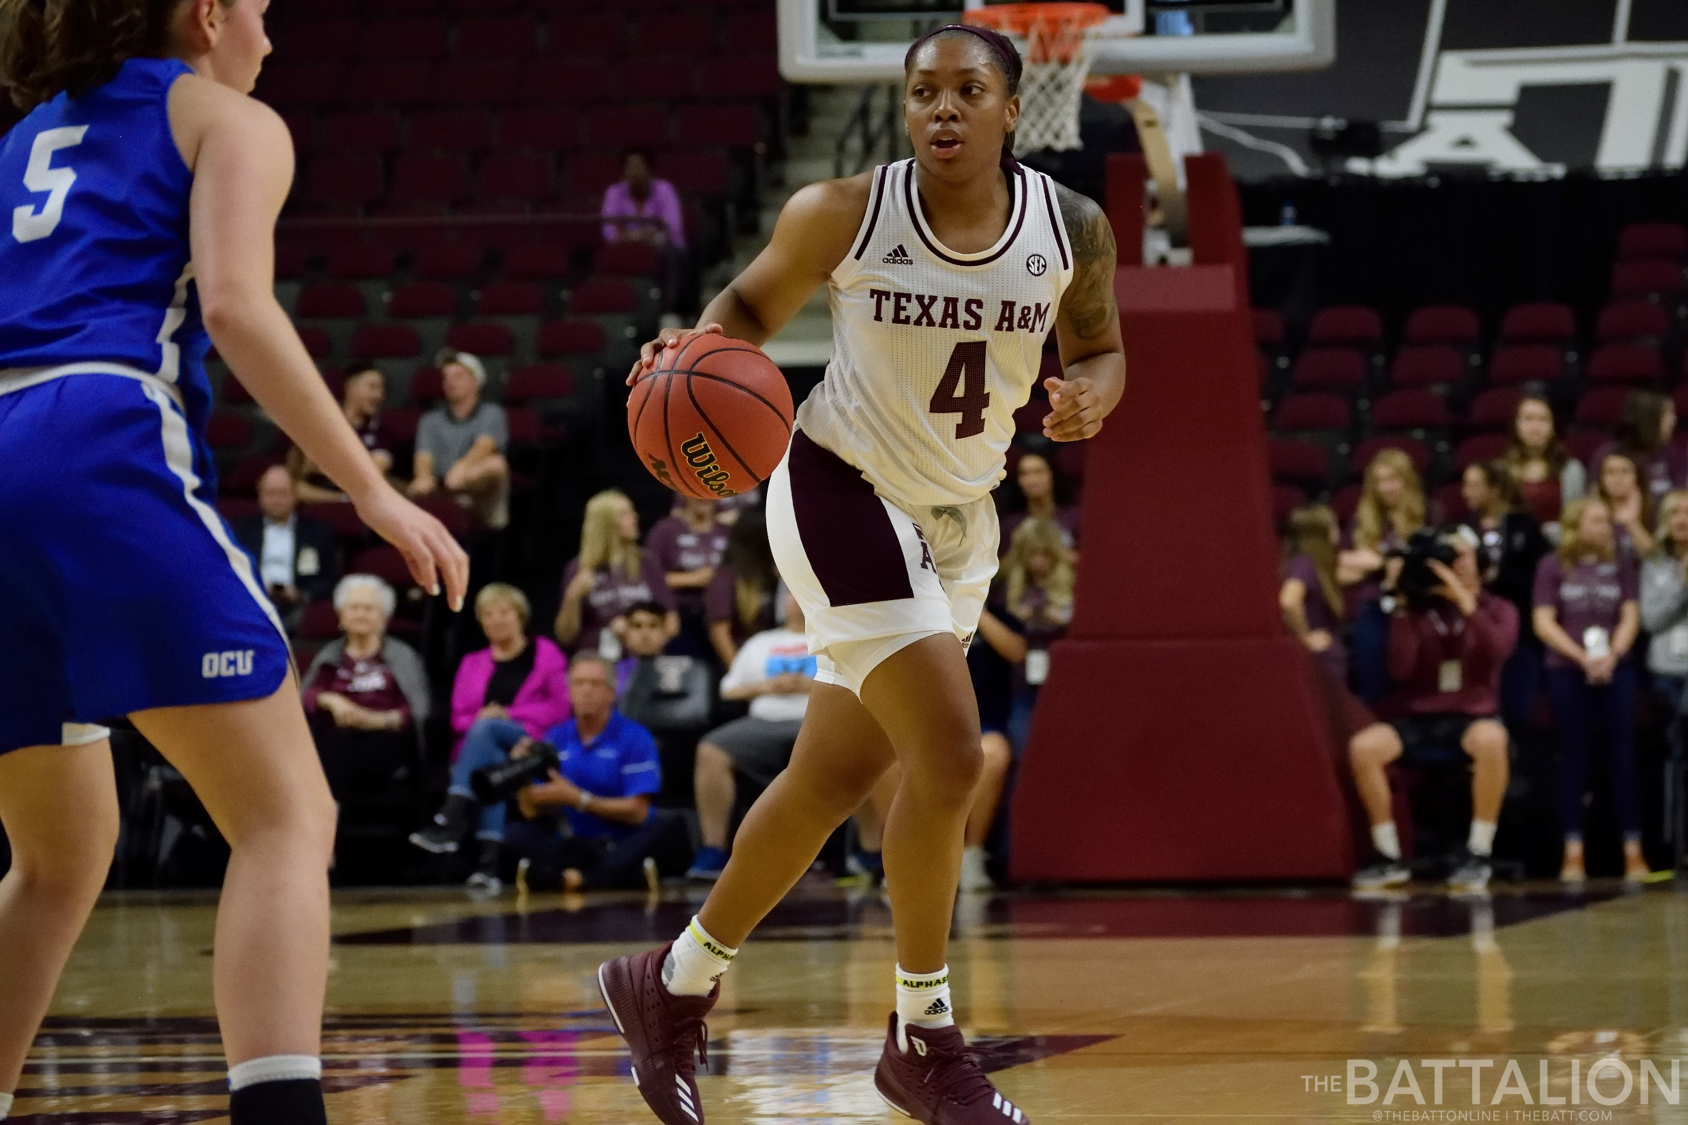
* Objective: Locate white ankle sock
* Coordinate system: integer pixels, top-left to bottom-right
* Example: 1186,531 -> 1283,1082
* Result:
1371,822 -> 1401,862
663,916 -> 736,996
896,965 -> 954,1030
1467,819 -> 1497,857
227,1055 -> 322,1091
0,1090 -> 13,1119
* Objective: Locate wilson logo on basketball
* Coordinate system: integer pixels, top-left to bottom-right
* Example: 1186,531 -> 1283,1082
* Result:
680,432 -> 738,497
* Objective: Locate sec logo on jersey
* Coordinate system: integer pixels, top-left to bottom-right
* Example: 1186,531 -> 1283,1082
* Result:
1026,253 -> 1048,276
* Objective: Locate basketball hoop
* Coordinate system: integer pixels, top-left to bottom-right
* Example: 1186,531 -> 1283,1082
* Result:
963,2 -> 1111,155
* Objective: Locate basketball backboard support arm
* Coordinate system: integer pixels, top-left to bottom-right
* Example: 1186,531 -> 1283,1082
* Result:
777,0 -> 1334,83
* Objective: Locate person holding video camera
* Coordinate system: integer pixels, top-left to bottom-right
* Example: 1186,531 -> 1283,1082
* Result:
1532,497 -> 1649,884
1349,526 -> 1518,893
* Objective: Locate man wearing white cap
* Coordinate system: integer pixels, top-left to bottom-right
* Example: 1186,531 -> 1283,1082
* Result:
410,349 -> 511,530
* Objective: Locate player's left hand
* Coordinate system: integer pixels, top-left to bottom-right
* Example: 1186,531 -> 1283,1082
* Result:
1042,376 -> 1105,442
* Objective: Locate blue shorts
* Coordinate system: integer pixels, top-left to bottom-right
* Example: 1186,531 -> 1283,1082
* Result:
0,374 -> 291,753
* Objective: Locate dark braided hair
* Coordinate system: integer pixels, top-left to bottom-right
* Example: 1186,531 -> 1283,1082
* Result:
0,0 -> 220,110
903,23 -> 1024,166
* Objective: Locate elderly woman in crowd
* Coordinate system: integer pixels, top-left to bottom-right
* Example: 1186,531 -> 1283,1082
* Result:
301,574 -> 429,803
556,489 -> 677,656
1340,449 -> 1428,702
415,583 -> 572,887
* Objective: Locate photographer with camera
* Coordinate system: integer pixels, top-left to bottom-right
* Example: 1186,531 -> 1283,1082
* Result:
1532,497 -> 1648,883
1349,526 -> 1518,893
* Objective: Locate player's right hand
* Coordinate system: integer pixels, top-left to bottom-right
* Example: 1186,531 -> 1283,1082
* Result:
353,483 -> 471,613
626,322 -> 723,385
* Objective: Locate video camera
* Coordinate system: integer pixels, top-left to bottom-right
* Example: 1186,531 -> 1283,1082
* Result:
1384,525 -> 1482,612
470,741 -> 559,804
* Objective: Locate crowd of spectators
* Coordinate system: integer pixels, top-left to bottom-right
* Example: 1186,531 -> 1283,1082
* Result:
1283,388 -> 1688,889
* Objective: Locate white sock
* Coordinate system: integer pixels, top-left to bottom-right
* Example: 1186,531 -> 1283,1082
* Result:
0,1091 -> 13,1119
896,965 -> 954,1030
227,1055 -> 322,1091
1467,819 -> 1498,857
662,916 -> 736,997
1371,822 -> 1401,862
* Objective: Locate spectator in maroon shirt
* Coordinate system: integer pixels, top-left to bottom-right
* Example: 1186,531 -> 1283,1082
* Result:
1597,390 -> 1686,508
1348,528 -> 1516,893
1595,451 -> 1656,560
301,575 -> 430,809
647,495 -> 728,655
1505,395 -> 1585,528
1279,504 -> 1347,686
1532,496 -> 1648,883
555,489 -> 678,656
288,366 -> 393,503
999,449 -> 1080,555
706,508 -> 780,665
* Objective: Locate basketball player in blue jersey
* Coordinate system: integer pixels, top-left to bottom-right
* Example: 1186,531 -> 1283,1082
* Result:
598,26 -> 1125,1125
0,3 -> 466,1123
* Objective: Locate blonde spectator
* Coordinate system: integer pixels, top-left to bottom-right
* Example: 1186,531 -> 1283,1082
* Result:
556,490 -> 678,654
1340,449 -> 1427,701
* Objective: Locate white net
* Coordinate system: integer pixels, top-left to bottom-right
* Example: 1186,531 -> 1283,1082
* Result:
1001,22 -> 1100,154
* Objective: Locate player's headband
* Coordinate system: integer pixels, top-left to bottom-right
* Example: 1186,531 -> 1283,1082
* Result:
903,24 -> 1024,171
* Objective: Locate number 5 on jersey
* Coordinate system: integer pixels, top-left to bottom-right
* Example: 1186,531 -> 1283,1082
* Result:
930,340 -> 990,439
13,126 -> 89,244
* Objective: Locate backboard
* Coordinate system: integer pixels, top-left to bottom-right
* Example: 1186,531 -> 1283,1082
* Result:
776,0 -> 1335,82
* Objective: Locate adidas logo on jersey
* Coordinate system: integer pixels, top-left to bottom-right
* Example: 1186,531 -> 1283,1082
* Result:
882,243 -> 915,265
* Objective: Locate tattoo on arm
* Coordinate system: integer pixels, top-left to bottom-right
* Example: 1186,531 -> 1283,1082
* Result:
1056,184 -> 1119,341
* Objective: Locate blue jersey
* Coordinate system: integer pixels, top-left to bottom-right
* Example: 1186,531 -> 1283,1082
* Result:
0,57 -> 214,481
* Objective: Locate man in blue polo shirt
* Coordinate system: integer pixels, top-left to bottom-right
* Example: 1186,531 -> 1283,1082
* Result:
503,653 -> 692,891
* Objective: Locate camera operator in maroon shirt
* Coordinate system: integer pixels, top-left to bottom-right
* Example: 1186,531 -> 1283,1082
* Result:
1348,526 -> 1518,894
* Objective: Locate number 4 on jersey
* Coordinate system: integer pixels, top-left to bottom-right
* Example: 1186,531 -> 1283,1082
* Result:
929,340 -> 990,439
13,126 -> 89,244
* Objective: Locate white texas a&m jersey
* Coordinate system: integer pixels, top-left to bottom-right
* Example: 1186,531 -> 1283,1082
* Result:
796,158 -> 1075,509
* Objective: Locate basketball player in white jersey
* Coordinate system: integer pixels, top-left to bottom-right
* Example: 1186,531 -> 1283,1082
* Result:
598,25 -> 1125,1125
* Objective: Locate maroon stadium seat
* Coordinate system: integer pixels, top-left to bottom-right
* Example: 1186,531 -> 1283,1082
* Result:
388,283 -> 459,318
621,56 -> 699,102
634,13 -> 716,54
569,278 -> 639,314
475,282 -> 547,316
409,109 -> 495,151
561,151 -> 625,203
218,497 -> 261,525
595,241 -> 661,278
1676,381 -> 1688,417
1272,485 -> 1306,524
457,16 -> 538,57
656,149 -> 730,196
359,17 -> 449,60
350,546 -> 418,589
1618,221 -> 1688,262
409,366 -> 445,403
537,319 -> 607,356
505,364 -> 576,403
277,18 -> 360,61
1331,484 -> 1362,524
1498,302 -> 1576,345
1352,436 -> 1429,477
1266,439 -> 1330,487
1306,305 -> 1382,347
501,108 -> 579,150
433,60 -> 521,106
1573,386 -> 1632,428
1464,387 -> 1523,433
1488,344 -> 1565,385
1251,308 -> 1285,348
1388,345 -> 1465,388
380,406 -> 423,445
345,61 -> 433,108
304,155 -> 384,209
1455,433 -> 1510,470
326,244 -> 398,280
504,244 -> 575,280
695,55 -> 782,100
414,243 -> 487,280
539,14 -> 626,55
448,0 -> 524,13
351,324 -> 423,360
1271,393 -> 1351,433
1595,299 -> 1671,343
390,153 -> 472,206
301,502 -> 370,542
1611,259 -> 1684,300
445,323 -> 516,356
275,244 -> 310,281
674,105 -> 762,148
296,284 -> 367,318
1370,388 -> 1454,430
1289,347 -> 1366,391
206,411 -> 254,450
256,63 -> 346,110
583,105 -> 670,149
296,326 -> 333,359
1565,431 -> 1606,468
504,406 -> 543,444
478,153 -> 555,205
321,110 -> 403,153
522,57 -> 615,104
1436,483 -> 1470,522
1403,304 -> 1480,347
1586,343 -> 1665,384
415,495 -> 471,537
224,455 -> 285,497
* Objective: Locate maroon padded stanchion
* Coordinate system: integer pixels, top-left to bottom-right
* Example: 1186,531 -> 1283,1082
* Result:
1009,153 -> 1354,882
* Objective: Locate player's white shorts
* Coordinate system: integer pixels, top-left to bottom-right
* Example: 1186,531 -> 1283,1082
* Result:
766,429 -> 1000,697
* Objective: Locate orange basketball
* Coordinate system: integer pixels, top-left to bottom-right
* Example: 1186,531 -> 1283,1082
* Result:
627,333 -> 795,500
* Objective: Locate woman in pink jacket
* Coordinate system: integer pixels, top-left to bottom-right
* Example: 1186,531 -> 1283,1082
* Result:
412,583 -> 570,888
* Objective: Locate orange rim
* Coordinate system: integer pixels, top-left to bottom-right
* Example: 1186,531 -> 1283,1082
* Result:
963,3 -> 1110,64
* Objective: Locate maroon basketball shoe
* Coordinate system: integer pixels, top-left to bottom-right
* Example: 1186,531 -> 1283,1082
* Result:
874,1013 -> 1032,1124
598,943 -> 717,1124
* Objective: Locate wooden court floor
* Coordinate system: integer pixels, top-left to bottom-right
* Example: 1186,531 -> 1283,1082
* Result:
15,881 -> 1688,1123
